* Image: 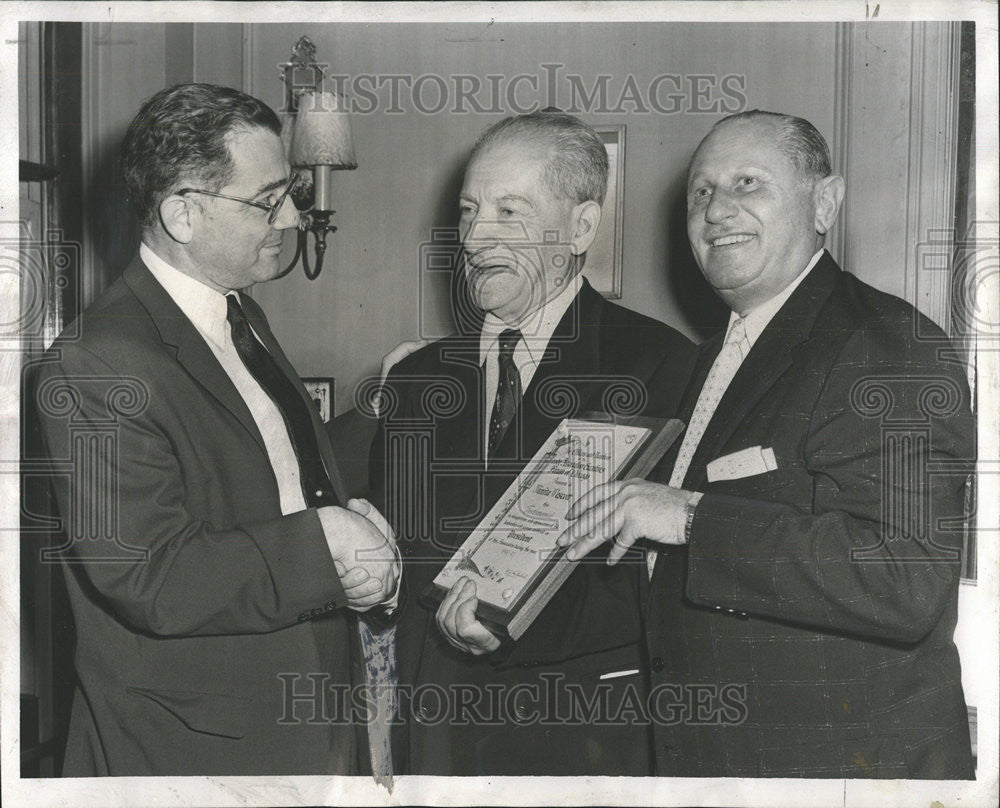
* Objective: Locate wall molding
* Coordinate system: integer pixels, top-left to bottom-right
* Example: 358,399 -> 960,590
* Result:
79,22 -> 100,311
241,23 -> 254,96
834,21 -> 960,330
904,21 -> 961,333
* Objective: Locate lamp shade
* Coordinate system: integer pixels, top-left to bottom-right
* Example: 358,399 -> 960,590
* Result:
279,110 -> 296,155
289,90 -> 357,169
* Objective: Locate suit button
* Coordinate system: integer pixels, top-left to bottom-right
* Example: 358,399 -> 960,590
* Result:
651,656 -> 665,672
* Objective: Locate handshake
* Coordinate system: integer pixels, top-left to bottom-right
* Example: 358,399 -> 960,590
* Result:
319,498 -> 401,612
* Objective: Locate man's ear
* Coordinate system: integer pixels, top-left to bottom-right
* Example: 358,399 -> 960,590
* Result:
569,200 -> 602,256
813,175 -> 845,235
159,195 -> 196,244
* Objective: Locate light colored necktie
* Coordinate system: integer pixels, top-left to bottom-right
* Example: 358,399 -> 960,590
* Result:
647,317 -> 747,578
359,620 -> 396,783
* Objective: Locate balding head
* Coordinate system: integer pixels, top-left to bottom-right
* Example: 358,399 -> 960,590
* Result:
685,112 -> 845,315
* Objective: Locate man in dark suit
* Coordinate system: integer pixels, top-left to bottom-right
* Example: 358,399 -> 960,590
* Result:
370,110 -> 696,775
34,83 -> 400,776
560,110 -> 975,778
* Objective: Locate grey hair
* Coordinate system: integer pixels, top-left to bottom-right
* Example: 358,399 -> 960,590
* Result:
470,109 -> 609,205
704,109 -> 832,181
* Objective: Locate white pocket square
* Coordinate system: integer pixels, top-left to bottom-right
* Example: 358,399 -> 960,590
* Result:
706,446 -> 778,482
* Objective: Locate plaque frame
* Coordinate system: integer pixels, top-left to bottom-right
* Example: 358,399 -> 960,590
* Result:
421,414 -> 683,640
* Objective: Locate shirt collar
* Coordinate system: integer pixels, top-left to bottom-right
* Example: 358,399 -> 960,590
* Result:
140,242 -> 231,349
731,249 -> 825,348
479,273 -> 584,365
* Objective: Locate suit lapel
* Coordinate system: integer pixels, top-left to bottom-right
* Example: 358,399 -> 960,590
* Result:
430,339 -> 486,463
523,284 -> 601,450
425,339 -> 489,550
681,333 -> 795,489
681,253 -> 842,489
123,260 -> 268,456
240,292 -> 350,505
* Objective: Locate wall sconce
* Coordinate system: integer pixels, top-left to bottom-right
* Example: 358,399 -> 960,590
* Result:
278,36 -> 357,280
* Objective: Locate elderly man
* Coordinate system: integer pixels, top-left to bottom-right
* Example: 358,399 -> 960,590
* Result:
369,110 -> 696,775
34,83 -> 399,776
560,110 -> 975,778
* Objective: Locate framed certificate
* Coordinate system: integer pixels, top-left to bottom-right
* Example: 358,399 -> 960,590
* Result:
422,414 -> 683,640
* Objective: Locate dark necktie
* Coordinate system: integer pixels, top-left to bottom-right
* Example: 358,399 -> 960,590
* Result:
488,328 -> 522,456
226,293 -> 337,508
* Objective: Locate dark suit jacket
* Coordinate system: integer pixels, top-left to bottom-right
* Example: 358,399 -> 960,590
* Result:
645,253 -> 974,778
370,279 -> 697,775
34,258 -> 371,776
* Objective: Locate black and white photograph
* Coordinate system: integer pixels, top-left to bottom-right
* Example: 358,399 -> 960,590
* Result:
2,2 -> 997,807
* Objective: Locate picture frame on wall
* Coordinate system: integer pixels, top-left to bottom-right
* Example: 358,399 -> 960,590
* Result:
301,377 -> 335,423
584,124 -> 626,299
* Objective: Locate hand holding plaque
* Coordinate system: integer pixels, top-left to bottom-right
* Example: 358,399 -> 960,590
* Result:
435,577 -> 502,655
422,415 -> 683,641
558,479 -> 697,563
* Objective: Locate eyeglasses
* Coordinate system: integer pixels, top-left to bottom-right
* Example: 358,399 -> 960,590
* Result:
176,172 -> 300,226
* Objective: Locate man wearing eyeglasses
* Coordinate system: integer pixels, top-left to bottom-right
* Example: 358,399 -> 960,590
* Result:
34,83 -> 399,776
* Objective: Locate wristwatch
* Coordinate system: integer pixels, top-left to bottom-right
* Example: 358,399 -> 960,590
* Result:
683,492 -> 703,542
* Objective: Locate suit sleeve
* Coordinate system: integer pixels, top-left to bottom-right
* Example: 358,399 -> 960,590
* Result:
367,394 -> 390,519
684,322 -> 973,643
35,343 -> 348,638
366,360 -> 414,540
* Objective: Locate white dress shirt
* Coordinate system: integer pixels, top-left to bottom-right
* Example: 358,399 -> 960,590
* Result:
478,273 -> 583,465
141,243 -> 307,516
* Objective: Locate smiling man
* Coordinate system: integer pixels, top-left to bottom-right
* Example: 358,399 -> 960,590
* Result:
34,83 -> 399,776
369,110 -> 696,775
559,110 -> 975,778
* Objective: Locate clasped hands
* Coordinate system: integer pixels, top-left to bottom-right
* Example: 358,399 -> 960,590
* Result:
435,479 -> 697,654
320,498 -> 401,612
